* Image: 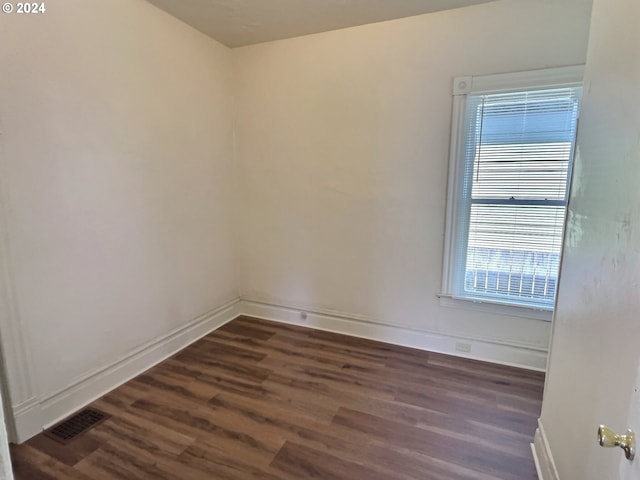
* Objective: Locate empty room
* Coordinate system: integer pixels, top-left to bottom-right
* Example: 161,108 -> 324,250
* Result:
0,0 -> 638,478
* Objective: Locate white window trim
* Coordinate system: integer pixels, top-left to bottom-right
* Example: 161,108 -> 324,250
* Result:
440,65 -> 584,321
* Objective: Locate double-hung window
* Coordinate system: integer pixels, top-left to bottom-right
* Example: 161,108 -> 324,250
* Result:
441,67 -> 583,314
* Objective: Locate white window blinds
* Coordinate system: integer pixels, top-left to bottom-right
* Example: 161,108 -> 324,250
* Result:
452,87 -> 581,308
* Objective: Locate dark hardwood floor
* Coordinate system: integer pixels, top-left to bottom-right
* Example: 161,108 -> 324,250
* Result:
10,316 -> 544,479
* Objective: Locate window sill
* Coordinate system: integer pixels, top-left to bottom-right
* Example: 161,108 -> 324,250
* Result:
437,294 -> 553,322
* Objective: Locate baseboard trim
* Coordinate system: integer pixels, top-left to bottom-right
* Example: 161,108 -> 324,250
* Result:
11,397 -> 43,444
532,419 -> 559,480
12,295 -> 547,442
12,297 -> 241,443
240,299 -> 548,371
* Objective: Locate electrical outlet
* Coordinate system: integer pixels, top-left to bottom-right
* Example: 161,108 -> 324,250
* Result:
456,342 -> 471,353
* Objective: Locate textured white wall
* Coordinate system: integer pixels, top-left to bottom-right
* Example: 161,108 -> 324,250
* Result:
233,0 -> 592,360
0,0 -> 237,409
540,0 -> 640,477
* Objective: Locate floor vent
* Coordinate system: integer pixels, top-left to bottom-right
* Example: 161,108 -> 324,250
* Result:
43,408 -> 110,444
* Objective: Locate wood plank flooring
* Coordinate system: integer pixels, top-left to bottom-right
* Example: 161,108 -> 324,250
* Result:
10,316 -> 544,479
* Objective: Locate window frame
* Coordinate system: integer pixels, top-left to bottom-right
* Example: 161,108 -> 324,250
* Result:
440,66 -> 584,320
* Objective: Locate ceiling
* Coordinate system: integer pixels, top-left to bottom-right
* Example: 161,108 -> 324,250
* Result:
146,0 -> 498,48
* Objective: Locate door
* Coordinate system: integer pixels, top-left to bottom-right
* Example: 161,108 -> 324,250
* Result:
0,385 -> 13,479
537,0 -> 640,478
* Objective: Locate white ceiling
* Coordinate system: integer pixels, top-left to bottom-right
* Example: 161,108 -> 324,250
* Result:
147,0 -> 498,48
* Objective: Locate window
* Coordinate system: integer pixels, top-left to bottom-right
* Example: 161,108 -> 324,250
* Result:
441,67 -> 583,314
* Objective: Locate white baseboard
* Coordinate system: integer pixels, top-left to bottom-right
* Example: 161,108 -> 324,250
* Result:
11,397 -> 43,444
532,419 -> 559,480
240,299 -> 548,371
12,297 -> 241,443
11,295 -> 547,443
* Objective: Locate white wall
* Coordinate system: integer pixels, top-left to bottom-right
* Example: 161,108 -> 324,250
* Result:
537,0 -> 640,477
0,0 -> 238,438
233,0 -> 592,368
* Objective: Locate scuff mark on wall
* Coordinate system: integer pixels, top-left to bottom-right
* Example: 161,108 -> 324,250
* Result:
565,210 -> 586,248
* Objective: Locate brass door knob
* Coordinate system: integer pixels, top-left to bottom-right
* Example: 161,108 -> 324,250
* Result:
597,425 -> 635,460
